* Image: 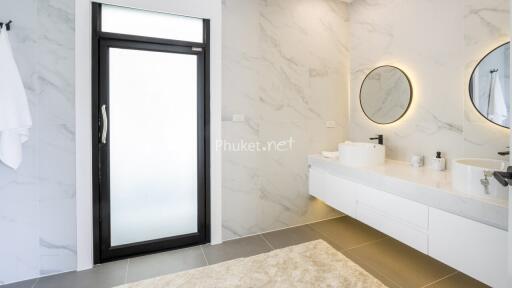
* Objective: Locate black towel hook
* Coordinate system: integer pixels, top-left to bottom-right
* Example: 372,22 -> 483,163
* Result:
0,20 -> 13,31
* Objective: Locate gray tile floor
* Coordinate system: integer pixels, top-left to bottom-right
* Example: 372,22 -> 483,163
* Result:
2,216 -> 487,288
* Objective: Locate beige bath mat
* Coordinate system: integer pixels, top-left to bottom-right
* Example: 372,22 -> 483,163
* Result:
118,240 -> 387,288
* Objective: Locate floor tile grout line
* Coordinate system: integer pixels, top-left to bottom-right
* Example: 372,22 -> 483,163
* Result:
200,245 -> 210,265
306,222 -> 334,240
343,236 -> 389,252
307,220 -> 347,241
259,234 -> 275,250
420,271 -> 459,288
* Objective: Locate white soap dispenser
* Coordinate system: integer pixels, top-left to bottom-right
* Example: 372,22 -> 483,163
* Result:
431,151 -> 446,171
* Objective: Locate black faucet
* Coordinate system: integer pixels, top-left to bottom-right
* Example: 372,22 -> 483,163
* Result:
498,147 -> 509,156
369,134 -> 384,145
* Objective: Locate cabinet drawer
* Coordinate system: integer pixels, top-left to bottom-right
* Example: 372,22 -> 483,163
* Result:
357,184 -> 429,230
429,208 -> 507,287
357,203 -> 428,253
309,168 -> 357,217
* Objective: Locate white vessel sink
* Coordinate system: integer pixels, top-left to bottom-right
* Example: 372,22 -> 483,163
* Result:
452,158 -> 508,200
338,142 -> 385,167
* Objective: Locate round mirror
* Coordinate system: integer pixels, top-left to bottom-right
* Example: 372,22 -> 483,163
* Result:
469,42 -> 510,128
360,65 -> 413,124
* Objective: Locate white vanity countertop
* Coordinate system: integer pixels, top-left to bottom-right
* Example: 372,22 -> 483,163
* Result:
308,155 -> 508,230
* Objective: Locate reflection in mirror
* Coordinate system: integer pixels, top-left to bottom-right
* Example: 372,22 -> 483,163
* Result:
360,65 -> 412,124
469,42 -> 510,128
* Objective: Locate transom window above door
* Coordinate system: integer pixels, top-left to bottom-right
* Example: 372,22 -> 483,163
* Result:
100,4 -> 204,43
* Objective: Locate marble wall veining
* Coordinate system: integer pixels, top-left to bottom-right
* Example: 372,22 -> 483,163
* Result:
222,0 -> 349,240
0,0 -> 75,284
349,0 -> 509,165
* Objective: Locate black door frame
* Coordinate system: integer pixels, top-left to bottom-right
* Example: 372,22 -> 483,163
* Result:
91,2 -> 210,264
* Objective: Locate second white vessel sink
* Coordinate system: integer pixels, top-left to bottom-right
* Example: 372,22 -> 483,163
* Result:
338,142 -> 385,167
452,158 -> 508,200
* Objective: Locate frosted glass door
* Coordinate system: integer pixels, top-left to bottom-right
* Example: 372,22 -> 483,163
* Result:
108,47 -> 199,246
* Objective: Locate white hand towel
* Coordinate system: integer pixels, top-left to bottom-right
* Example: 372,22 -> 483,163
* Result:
0,26 -> 32,170
488,71 -> 508,126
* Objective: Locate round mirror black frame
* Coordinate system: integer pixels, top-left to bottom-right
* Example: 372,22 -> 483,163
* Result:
468,42 -> 510,129
359,65 -> 413,125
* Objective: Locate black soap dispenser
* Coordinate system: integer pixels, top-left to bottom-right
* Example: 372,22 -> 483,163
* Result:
432,151 -> 446,171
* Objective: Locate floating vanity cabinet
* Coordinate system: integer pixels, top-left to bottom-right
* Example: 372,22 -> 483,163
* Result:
309,168 -> 357,217
308,155 -> 508,287
429,208 -> 507,288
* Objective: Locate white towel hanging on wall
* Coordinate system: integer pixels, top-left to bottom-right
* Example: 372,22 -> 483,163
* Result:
0,26 -> 32,170
488,71 -> 508,126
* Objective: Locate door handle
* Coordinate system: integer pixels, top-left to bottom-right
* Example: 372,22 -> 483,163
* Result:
493,166 -> 512,187
101,104 -> 108,144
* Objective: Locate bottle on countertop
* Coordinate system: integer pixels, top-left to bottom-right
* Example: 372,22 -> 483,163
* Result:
431,151 -> 446,171
410,154 -> 424,168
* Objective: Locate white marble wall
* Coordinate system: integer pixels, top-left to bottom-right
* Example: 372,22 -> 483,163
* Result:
222,0 -> 349,240
0,0 -> 75,284
349,0 -> 509,165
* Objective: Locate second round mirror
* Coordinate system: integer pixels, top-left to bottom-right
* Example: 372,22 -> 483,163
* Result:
469,42 -> 510,128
